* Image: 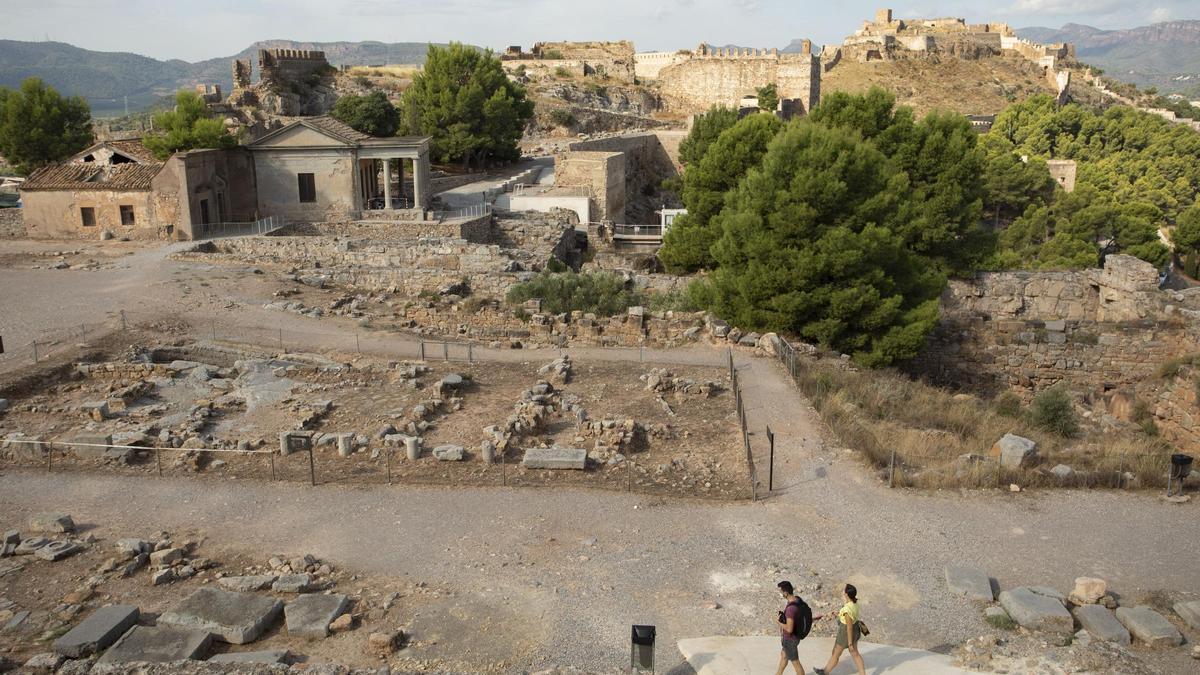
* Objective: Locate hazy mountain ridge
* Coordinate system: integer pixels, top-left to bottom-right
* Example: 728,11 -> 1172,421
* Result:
0,40 -> 456,117
1017,21 -> 1200,96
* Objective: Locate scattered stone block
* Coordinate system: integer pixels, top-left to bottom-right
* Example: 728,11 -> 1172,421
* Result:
1050,464 -> 1074,480
440,374 -> 465,391
217,575 -> 277,593
151,568 -> 175,586
272,574 -> 312,593
1068,577 -> 1107,605
81,401 -> 110,422
1027,586 -> 1066,602
53,605 -> 140,657
95,624 -> 213,664
14,536 -> 50,555
279,431 -> 313,457
1073,604 -> 1130,646
433,444 -> 465,461
1175,600 -> 1200,630
998,587 -> 1072,635
207,649 -> 290,664
523,446 -> 586,470
945,566 -> 994,602
23,652 -> 65,672
120,553 -> 147,577
159,587 -> 283,644
29,513 -> 75,534
1116,606 -> 1183,648
149,547 -> 184,566
367,630 -> 403,657
35,541 -> 81,561
329,612 -> 353,632
115,539 -> 150,557
991,434 -> 1038,468
334,433 -> 355,458
285,593 -> 350,638
71,434 -> 112,460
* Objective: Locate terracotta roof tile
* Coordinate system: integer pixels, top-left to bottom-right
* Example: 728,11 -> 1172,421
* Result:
305,116 -> 373,143
21,162 -> 163,191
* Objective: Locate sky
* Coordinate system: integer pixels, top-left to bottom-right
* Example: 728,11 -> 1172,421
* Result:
3,0 -> 1198,62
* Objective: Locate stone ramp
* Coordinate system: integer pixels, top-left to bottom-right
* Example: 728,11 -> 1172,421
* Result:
678,636 -> 977,675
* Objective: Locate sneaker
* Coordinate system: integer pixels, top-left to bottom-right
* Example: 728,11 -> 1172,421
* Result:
813,669 -> 827,675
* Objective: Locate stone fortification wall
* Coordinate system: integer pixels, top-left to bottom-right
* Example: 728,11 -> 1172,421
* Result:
259,49 -> 329,85
563,133 -> 680,224
555,151 -> 625,223
656,47 -> 821,116
278,216 -> 494,244
634,51 -> 693,79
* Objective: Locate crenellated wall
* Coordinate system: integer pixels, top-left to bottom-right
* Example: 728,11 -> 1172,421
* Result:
655,46 -> 821,116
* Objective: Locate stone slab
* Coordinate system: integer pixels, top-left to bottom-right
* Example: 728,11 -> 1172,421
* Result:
158,587 -> 282,644
678,636 -> 973,674
1072,604 -> 1130,646
207,649 -> 290,664
284,593 -> 349,638
71,434 -> 112,460
29,513 -> 75,534
13,537 -> 50,555
35,541 -> 81,561
1116,606 -> 1183,648
998,587 -> 1072,635
522,446 -> 586,470
944,566 -> 993,602
433,444 -> 465,461
272,574 -> 312,593
95,624 -> 213,664
1175,600 -> 1200,630
217,575 -> 277,593
53,605 -> 140,657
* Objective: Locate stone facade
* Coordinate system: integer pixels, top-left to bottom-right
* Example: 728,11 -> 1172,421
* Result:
656,46 -> 821,116
555,151 -> 625,223
562,133 -> 681,224
525,41 -> 636,82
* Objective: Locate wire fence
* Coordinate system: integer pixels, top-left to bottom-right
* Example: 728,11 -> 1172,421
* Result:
772,336 -> 1186,492
194,215 -> 287,240
729,348 -> 760,501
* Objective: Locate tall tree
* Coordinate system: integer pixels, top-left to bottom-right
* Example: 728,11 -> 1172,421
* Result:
0,77 -> 93,175
755,84 -> 779,112
399,43 -> 533,168
332,91 -> 400,137
143,90 -> 237,160
1173,204 -> 1200,277
703,121 -> 945,367
659,113 -> 782,273
677,105 -> 739,166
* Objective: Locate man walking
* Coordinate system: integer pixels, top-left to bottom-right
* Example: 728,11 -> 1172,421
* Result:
774,581 -> 816,675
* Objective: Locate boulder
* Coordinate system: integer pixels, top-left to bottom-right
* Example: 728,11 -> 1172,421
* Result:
1068,577 -> 1107,605
28,513 -> 75,534
53,605 -> 140,657
115,539 -> 150,557
944,566 -> 994,602
1175,600 -> 1200,630
285,593 -> 349,638
367,630 -> 403,657
1072,604 -> 1130,646
757,332 -> 780,356
990,434 -> 1038,468
159,588 -> 283,644
1116,606 -> 1183,648
22,653 -> 65,673
998,587 -> 1072,635
1050,464 -> 1074,480
149,548 -> 184,566
432,444 -> 465,461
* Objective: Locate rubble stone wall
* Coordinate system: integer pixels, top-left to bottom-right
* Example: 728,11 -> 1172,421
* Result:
0,208 -> 24,239
657,51 -> 821,115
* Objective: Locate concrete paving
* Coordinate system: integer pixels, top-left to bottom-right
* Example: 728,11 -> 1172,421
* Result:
677,636 -> 977,674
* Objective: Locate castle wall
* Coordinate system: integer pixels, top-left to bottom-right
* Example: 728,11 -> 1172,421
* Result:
657,51 -> 821,116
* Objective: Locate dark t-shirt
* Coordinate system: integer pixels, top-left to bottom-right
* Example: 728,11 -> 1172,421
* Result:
780,601 -> 799,639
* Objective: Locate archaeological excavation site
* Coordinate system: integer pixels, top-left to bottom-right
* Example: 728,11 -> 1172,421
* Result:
2,4 -> 1200,674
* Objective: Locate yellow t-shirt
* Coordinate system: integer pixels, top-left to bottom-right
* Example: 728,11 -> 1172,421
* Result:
838,601 -> 860,626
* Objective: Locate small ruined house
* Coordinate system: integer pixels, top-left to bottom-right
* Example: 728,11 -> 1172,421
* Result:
19,139 -> 256,240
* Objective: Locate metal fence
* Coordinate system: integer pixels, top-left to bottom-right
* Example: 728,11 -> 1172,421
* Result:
194,215 -> 287,240
439,203 -> 493,220
729,348 -> 760,501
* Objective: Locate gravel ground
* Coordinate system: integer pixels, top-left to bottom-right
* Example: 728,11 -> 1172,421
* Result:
1,240 -> 1198,673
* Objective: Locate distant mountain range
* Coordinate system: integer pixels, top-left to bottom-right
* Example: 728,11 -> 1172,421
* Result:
1017,21 -> 1200,96
0,40 -> 455,117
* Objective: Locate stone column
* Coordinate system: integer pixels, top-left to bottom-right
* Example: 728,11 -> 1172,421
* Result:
413,151 -> 429,210
382,158 -> 393,210
396,160 -> 405,207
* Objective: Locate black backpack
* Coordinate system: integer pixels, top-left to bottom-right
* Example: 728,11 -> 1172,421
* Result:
788,599 -> 814,640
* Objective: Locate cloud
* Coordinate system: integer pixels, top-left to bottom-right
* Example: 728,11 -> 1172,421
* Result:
1148,6 -> 1172,21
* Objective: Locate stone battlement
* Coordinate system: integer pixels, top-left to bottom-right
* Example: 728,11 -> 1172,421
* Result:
260,48 -> 327,62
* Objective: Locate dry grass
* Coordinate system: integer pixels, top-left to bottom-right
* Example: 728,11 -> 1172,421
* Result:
345,64 -> 422,79
790,356 -> 1175,490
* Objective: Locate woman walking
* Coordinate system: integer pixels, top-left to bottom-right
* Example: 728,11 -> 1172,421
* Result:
814,584 -> 866,675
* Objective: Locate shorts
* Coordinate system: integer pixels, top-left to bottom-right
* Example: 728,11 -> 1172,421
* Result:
781,637 -> 800,661
836,622 -> 861,648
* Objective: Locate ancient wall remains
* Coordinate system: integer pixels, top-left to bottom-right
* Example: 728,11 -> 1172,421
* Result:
259,49 -> 330,86
656,46 -> 821,116
530,41 -> 636,82
563,133 -> 681,224
555,151 -> 625,223
910,256 -> 1198,402
1046,159 -> 1077,193
634,51 -> 693,79
0,208 -> 24,239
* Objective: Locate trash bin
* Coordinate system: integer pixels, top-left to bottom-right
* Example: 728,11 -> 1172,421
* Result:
631,624 -> 655,673
1170,454 -> 1193,479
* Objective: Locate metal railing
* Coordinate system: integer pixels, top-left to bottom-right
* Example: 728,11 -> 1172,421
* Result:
612,224 -> 664,238
195,215 -> 286,240
729,348 -> 759,501
440,203 -> 493,220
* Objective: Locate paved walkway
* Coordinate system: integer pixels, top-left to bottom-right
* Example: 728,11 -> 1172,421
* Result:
678,636 -> 975,674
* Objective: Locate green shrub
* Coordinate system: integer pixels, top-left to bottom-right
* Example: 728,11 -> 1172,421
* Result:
1029,385 -> 1078,437
1131,398 -> 1159,437
994,392 -> 1023,418
554,66 -> 571,78
548,109 -> 576,127
506,270 -> 642,317
542,49 -> 565,60
985,612 -> 1017,630
645,289 -> 700,313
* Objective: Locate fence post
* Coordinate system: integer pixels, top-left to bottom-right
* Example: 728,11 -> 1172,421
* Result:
356,332 -> 362,354
501,448 -> 506,487
888,449 -> 896,488
278,328 -> 284,352
307,447 -> 316,486
767,426 -> 775,492
269,453 -> 276,481
1117,452 -> 1124,489
156,447 -> 163,477
419,341 -> 425,361
386,449 -> 392,485
627,456 -> 632,492
31,340 -> 38,363
120,310 -> 127,331
443,341 -> 449,362
639,346 -> 644,363
80,323 -> 85,338
468,343 -> 474,364
212,321 -> 217,341
47,444 -> 52,472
